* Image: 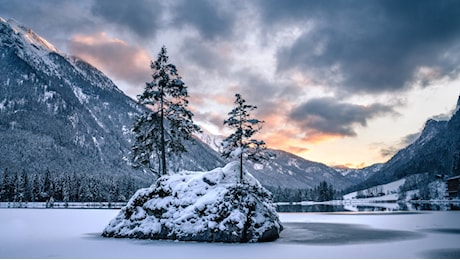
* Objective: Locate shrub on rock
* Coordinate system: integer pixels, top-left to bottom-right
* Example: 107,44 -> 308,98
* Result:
102,161 -> 283,242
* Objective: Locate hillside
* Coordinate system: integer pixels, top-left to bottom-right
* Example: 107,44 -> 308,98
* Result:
247,149 -> 353,190
335,163 -> 384,184
197,130 -> 354,190
348,102 -> 460,193
0,17 -> 224,200
0,17 -> 359,203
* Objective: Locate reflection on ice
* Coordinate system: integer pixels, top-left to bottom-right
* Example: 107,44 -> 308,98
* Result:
276,201 -> 460,212
279,222 -> 423,245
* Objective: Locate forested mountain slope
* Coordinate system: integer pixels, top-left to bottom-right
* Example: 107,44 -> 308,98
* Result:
348,103 -> 460,193
0,17 -> 361,202
0,17 -> 224,201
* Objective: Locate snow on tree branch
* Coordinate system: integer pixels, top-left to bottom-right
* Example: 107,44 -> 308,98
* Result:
131,46 -> 201,176
221,93 -> 272,182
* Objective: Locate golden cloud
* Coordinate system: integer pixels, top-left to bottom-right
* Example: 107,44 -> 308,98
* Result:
69,32 -> 151,89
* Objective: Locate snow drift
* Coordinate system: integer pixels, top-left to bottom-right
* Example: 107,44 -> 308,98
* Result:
102,162 -> 283,242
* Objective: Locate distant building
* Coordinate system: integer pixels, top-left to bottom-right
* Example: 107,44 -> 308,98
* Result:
446,175 -> 460,199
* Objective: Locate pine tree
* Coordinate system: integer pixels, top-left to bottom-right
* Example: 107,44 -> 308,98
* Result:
0,170 -> 8,201
221,93 -> 269,182
43,169 -> 52,201
31,174 -> 40,202
62,175 -> 71,203
10,172 -> 18,202
132,46 -> 201,176
21,170 -> 31,202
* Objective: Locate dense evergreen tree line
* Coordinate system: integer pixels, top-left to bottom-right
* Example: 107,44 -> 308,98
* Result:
0,167 -> 341,203
267,181 -> 340,202
0,169 -> 152,203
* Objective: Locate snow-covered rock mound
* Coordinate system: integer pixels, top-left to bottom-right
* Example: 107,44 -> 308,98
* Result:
102,162 -> 283,242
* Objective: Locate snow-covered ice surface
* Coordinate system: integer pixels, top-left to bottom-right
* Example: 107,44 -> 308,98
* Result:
1,209 -> 460,258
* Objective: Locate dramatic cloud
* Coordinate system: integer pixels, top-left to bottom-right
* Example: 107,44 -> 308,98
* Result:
0,0 -> 98,45
2,0 -> 459,167
267,0 -> 460,94
289,97 -> 396,139
91,0 -> 164,39
69,32 -> 151,91
260,127 -> 310,154
179,38 -> 233,75
172,0 -> 237,40
90,0 -> 238,41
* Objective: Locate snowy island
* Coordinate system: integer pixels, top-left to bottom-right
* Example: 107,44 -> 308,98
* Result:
102,162 -> 283,242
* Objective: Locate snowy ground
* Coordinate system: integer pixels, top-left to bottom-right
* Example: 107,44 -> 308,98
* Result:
1,209 -> 459,258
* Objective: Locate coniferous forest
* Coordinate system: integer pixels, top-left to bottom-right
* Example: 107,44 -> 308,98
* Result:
0,167 -> 340,203
0,169 -> 153,203
267,181 -> 340,203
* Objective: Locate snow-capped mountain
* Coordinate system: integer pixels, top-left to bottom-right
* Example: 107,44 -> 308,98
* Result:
0,17 -> 222,183
245,149 -> 353,190
335,163 -> 384,184
350,101 -> 460,192
0,17 -> 355,197
194,129 -> 225,153
196,128 -> 353,190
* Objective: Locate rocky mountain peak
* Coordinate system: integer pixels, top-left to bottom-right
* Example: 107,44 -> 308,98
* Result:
1,17 -> 358,199
0,16 -> 59,53
0,16 -> 224,187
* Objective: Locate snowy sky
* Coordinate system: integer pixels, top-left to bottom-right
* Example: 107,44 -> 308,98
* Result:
1,0 -> 459,168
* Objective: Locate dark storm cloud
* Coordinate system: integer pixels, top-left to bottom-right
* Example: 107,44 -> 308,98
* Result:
289,97 -> 396,137
180,38 -> 230,73
173,0 -> 236,40
261,0 -> 460,94
90,0 -> 237,41
234,71 -> 295,120
90,0 -> 163,39
257,0 -> 346,24
0,0 -> 97,44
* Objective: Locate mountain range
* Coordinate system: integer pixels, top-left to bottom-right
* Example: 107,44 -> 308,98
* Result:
1,17 -> 459,200
0,17 -> 222,186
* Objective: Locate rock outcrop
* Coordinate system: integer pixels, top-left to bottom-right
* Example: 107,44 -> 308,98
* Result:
102,162 -> 283,242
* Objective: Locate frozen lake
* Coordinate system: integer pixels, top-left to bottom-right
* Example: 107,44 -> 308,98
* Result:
1,209 -> 459,258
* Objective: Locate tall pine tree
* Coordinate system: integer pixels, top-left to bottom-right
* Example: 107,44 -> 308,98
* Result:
221,93 -> 269,182
132,46 -> 201,176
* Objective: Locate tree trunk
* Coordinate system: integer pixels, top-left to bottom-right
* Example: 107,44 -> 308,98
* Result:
239,111 -> 243,183
240,152 -> 243,183
160,85 -> 167,176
